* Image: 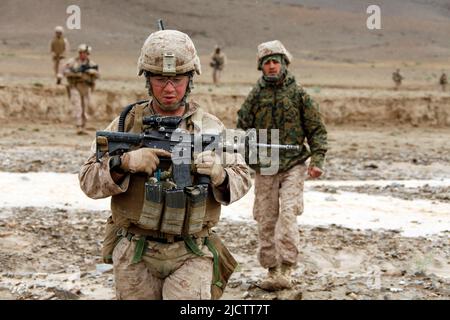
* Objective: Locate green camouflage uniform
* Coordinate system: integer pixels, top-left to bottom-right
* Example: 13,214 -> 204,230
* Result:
237,68 -> 327,278
237,71 -> 328,172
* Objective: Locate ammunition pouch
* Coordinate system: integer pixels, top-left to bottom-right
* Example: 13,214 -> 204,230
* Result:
160,189 -> 186,234
101,216 -> 123,264
140,181 -> 164,230
181,232 -> 238,300
138,179 -> 208,237
184,185 -> 207,234
207,233 -> 238,300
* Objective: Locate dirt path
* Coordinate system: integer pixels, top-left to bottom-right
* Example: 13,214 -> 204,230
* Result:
1,207 -> 448,300
0,121 -> 449,300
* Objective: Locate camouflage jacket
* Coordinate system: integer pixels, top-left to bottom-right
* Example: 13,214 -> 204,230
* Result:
237,72 -> 328,172
64,57 -> 99,86
210,53 -> 226,70
79,101 -> 252,232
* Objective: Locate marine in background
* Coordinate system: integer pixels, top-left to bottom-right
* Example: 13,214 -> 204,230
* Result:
50,26 -> 70,85
439,72 -> 447,92
237,40 -> 328,291
209,46 -> 226,85
63,44 -> 99,134
392,68 -> 404,90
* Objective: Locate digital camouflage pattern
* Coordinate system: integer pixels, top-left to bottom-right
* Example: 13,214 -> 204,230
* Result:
253,163 -> 307,268
256,40 -> 292,70
50,33 -> 69,82
64,56 -> 99,129
79,101 -> 252,300
137,30 -> 201,76
236,71 -> 328,171
112,236 -> 213,299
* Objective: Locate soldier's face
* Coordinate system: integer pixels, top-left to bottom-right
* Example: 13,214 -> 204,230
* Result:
150,75 -> 189,107
262,59 -> 281,77
55,32 -> 62,38
79,52 -> 88,61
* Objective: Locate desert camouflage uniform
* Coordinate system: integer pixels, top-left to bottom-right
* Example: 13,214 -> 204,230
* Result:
63,56 -> 99,130
79,101 -> 252,299
237,69 -> 327,270
50,35 -> 69,82
392,70 -> 403,90
210,50 -> 226,85
440,73 -> 447,92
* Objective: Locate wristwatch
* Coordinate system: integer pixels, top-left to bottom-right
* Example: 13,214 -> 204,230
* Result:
109,155 -> 125,173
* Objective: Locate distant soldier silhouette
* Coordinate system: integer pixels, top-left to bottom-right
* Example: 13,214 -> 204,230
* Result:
50,26 -> 70,85
439,72 -> 447,92
209,46 -> 226,85
63,44 -> 99,134
392,69 -> 403,90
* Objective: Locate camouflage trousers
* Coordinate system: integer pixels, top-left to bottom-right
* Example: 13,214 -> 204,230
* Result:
68,82 -> 91,128
52,56 -> 64,80
212,68 -> 222,84
112,236 -> 213,300
253,163 -> 306,269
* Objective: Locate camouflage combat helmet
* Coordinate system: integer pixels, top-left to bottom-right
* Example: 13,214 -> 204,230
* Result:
78,43 -> 91,54
137,30 -> 201,76
257,40 -> 292,70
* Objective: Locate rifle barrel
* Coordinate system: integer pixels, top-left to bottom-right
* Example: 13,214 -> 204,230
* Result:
255,143 -> 301,150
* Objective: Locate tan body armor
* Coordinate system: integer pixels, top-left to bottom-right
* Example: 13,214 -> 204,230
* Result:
51,37 -> 67,58
110,102 -> 222,240
65,57 -> 99,88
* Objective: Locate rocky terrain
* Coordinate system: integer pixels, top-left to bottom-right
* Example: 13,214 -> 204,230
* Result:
0,0 -> 449,300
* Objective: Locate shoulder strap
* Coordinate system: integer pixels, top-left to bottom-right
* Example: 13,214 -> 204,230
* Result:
130,103 -> 145,133
188,107 -> 204,132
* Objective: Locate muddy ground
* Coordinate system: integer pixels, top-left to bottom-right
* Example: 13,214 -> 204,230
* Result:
0,207 -> 448,300
1,119 -> 449,181
0,114 -> 449,300
1,0 -> 449,302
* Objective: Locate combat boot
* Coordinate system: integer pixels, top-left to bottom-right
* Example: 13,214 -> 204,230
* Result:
279,263 -> 294,289
259,266 -> 281,291
76,126 -> 87,135
259,265 -> 293,291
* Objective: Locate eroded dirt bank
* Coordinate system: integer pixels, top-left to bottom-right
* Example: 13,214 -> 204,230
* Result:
1,83 -> 450,128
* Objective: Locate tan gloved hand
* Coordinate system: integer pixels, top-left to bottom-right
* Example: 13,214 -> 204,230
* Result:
120,148 -> 171,175
194,150 -> 226,186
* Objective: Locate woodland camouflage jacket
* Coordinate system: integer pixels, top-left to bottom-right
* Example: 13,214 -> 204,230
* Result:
237,71 -> 328,172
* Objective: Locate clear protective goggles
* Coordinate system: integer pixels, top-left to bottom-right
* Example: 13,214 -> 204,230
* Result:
149,75 -> 189,88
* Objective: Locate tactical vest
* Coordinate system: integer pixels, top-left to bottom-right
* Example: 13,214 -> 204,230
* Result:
66,58 -> 97,87
51,37 -> 66,56
110,102 -> 222,240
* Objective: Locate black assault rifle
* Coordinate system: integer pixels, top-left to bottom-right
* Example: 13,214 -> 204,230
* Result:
71,64 -> 99,74
96,114 -> 300,188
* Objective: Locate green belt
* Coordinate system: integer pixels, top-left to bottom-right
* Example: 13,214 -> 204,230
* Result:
127,232 -> 223,288
184,235 -> 223,288
131,236 -> 148,264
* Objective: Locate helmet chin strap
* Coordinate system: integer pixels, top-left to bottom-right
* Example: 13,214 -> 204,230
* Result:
145,72 -> 194,111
